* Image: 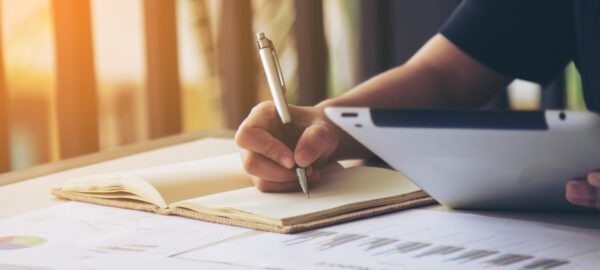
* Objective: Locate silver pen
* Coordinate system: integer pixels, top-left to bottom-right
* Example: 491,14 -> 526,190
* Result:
256,32 -> 309,199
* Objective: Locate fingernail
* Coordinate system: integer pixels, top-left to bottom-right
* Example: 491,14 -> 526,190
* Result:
297,148 -> 314,166
280,156 -> 294,169
589,172 -> 600,186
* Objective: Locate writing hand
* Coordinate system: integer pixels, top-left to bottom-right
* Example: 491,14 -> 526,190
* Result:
235,101 -> 341,192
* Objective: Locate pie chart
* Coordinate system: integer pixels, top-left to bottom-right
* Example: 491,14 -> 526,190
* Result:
0,236 -> 47,250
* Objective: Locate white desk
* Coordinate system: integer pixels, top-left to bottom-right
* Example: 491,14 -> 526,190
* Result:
1,130 -> 598,270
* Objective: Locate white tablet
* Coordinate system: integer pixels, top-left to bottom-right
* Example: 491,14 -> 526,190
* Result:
325,107 -> 600,210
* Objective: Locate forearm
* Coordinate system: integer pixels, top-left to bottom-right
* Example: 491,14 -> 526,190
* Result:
318,63 -> 459,109
315,34 -> 512,161
315,63 -> 453,161
318,35 -> 510,110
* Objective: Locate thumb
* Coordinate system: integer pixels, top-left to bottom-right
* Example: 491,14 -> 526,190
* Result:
294,121 -> 339,167
588,171 -> 600,188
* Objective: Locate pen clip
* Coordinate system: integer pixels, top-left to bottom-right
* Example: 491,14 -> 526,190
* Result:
269,40 -> 286,94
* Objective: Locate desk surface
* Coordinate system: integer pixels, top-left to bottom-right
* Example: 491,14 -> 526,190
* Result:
0,130 -> 235,187
1,130 -> 599,270
1,129 -> 598,229
0,130 -> 234,219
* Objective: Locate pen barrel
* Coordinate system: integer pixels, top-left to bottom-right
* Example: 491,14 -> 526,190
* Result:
258,47 -> 292,124
281,123 -> 302,155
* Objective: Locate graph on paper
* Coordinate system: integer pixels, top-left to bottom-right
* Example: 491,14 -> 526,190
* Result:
176,209 -> 600,270
0,202 -> 251,269
283,230 -> 568,269
0,235 -> 47,250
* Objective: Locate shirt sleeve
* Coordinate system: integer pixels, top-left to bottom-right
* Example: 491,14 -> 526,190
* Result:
440,0 -> 575,85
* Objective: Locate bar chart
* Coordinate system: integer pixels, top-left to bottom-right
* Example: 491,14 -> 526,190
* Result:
177,209 -> 600,270
283,230 -> 568,269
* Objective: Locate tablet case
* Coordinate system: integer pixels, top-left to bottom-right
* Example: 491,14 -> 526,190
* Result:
325,107 -> 600,210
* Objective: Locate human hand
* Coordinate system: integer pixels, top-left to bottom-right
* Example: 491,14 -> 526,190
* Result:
566,172 -> 600,209
235,101 -> 341,192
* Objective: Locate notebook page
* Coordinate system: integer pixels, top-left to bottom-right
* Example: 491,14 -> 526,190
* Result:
174,166 -> 420,224
118,153 -> 253,205
63,152 -> 253,207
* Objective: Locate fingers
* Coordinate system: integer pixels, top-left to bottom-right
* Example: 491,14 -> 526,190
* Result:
240,101 -> 279,130
236,101 -> 333,193
240,150 -> 321,192
566,180 -> 600,209
249,176 -> 299,192
236,127 -> 295,169
250,168 -> 321,193
235,102 -> 295,169
237,101 -> 338,169
295,121 -> 339,167
240,150 -> 297,182
587,171 -> 600,188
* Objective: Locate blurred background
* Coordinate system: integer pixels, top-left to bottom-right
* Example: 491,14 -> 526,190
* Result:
0,0 -> 586,173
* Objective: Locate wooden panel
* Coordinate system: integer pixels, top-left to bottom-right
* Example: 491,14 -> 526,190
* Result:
52,0 -> 99,159
0,1 -> 8,173
294,0 -> 328,105
0,90 -> 7,173
143,0 -> 182,138
218,0 -> 257,129
10,97 -> 52,168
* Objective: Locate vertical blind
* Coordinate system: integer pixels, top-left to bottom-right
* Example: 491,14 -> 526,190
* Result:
0,0 -> 583,174
0,0 -> 331,173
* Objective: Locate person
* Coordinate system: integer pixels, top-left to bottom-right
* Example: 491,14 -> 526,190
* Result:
234,0 -> 600,210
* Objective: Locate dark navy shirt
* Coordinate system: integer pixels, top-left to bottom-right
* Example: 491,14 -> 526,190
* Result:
440,0 -> 600,112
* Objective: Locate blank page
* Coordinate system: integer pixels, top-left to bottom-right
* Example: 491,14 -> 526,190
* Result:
174,166 -> 420,225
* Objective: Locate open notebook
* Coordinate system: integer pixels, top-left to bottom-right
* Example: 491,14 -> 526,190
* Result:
52,153 -> 435,233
